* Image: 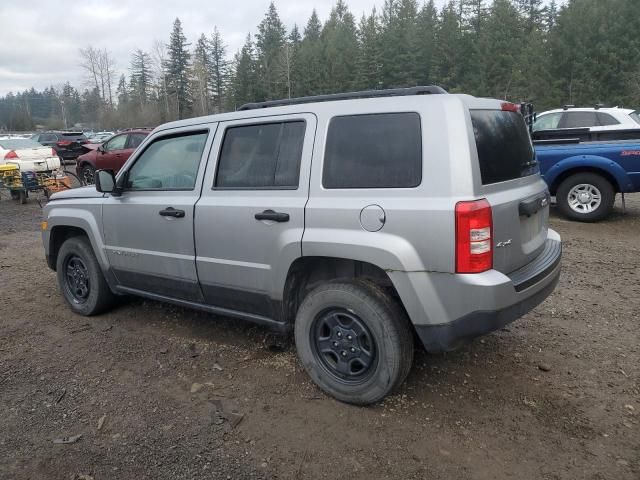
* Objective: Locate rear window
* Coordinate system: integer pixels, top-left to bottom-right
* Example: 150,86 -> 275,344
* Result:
0,139 -> 43,149
471,110 -> 538,185
323,113 -> 422,189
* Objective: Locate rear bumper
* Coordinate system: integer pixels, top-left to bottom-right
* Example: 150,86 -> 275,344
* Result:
395,229 -> 562,353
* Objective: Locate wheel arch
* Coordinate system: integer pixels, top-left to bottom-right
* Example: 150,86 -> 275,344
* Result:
546,156 -> 631,195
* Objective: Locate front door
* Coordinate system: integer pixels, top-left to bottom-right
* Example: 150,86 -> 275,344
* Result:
194,114 -> 316,319
102,127 -> 214,302
99,133 -> 129,171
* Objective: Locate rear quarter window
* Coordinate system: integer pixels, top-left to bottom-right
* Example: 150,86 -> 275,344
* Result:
323,113 -> 422,189
471,110 -> 538,185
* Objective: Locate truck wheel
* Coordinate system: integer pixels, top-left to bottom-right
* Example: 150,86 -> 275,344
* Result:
294,280 -> 414,405
556,173 -> 615,222
79,164 -> 96,185
56,236 -> 116,316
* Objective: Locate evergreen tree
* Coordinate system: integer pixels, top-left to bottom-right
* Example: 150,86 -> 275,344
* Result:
298,10 -> 325,95
381,0 -> 421,87
356,9 -> 383,90
231,34 -> 257,108
130,49 -> 152,109
255,2 -> 287,100
209,27 -> 229,113
321,1 -> 359,93
416,0 -> 438,85
165,18 -> 192,119
433,1 -> 465,91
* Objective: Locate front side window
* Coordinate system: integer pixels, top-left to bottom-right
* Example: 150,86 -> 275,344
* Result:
104,134 -> 127,151
532,112 -> 562,131
323,113 -> 422,189
215,121 -> 305,189
126,131 -> 208,190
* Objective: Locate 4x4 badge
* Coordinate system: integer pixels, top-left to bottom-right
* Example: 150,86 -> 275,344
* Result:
496,239 -> 512,248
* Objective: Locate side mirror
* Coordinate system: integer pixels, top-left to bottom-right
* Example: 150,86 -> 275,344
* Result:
95,169 -> 119,195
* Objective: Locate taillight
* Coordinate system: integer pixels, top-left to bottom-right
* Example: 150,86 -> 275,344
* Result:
501,102 -> 520,113
57,140 -> 72,146
455,199 -> 493,273
4,150 -> 18,159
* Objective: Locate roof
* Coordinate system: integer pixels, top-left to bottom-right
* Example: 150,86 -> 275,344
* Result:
539,107 -> 635,115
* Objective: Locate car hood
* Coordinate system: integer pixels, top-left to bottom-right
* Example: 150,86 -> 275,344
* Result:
49,185 -> 104,201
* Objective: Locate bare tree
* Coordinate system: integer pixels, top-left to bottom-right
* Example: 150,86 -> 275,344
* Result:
79,46 -> 116,108
152,39 -> 171,118
278,43 -> 294,99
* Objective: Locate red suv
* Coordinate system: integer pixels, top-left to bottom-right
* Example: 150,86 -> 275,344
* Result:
76,129 -> 150,184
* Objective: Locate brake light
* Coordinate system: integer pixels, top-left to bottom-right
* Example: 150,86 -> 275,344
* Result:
455,199 -> 493,273
4,150 -> 18,159
501,102 -> 520,113
57,140 -> 72,146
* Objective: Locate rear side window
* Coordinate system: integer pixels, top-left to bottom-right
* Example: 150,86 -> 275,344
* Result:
471,110 -> 538,185
629,111 -> 640,125
559,111 -> 598,128
215,121 -> 305,189
596,113 -> 620,126
533,112 -> 562,131
323,113 -> 422,189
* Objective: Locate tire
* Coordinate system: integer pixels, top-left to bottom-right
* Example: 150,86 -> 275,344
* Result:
556,172 -> 615,222
56,236 -> 116,316
19,190 -> 27,204
79,164 -> 96,185
294,280 -> 414,405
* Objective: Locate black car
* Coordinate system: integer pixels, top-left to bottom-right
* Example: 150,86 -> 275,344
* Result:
31,131 -> 89,161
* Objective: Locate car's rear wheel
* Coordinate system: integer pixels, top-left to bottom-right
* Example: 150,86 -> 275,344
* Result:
557,172 -> 615,222
294,280 -> 414,405
79,164 -> 96,185
56,236 -> 116,315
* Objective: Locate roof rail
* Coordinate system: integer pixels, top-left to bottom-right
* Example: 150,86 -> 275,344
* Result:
594,103 -> 605,110
562,104 -> 576,110
238,86 -> 448,111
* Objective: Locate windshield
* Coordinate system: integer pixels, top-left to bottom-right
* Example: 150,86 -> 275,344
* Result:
0,139 -> 45,149
471,110 -> 538,185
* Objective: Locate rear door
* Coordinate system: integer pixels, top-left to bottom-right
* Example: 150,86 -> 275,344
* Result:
102,127 -> 213,301
194,114 -> 315,318
470,109 -> 549,274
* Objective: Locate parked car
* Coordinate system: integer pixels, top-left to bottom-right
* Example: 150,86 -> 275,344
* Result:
533,106 -> 640,132
42,87 -> 562,405
535,136 -> 640,221
75,130 -> 149,184
0,138 -> 61,172
31,131 -> 89,161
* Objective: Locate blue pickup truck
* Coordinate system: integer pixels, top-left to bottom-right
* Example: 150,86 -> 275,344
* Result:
533,130 -> 640,222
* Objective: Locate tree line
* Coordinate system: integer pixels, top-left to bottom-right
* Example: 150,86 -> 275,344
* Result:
1,0 -> 638,132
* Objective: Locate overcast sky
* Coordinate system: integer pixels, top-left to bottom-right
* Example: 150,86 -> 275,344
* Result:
0,0 -> 454,97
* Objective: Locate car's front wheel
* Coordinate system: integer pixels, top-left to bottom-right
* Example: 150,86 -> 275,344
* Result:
556,172 -> 615,222
56,236 -> 116,315
294,281 -> 414,405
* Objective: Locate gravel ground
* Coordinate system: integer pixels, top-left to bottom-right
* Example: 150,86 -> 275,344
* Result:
0,193 -> 638,480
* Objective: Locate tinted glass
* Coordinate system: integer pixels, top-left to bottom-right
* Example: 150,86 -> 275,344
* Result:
215,121 -> 305,188
105,134 -> 127,151
323,113 -> 422,189
630,111 -> 640,125
40,134 -> 56,142
596,113 -> 620,126
127,133 -> 147,149
126,132 -> 208,190
532,112 -> 562,131
560,112 -> 598,128
471,110 -> 538,185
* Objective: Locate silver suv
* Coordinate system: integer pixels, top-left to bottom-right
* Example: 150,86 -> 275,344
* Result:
42,87 -> 562,405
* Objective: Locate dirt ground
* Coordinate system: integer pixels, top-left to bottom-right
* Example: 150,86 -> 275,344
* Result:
0,192 -> 638,480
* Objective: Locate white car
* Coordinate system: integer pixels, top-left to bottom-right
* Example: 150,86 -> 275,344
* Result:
0,138 -> 61,172
533,106 -> 640,132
